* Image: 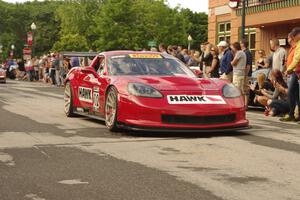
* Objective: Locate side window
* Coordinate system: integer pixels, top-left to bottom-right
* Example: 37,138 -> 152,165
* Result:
97,56 -> 105,76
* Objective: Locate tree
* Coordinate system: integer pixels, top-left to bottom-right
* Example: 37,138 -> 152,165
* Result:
0,0 -> 208,59
52,34 -> 89,51
181,8 -> 208,49
93,0 -> 191,51
0,0 -> 61,57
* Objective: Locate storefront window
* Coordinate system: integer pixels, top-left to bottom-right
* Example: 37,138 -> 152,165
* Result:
244,28 -> 256,62
217,22 -> 231,43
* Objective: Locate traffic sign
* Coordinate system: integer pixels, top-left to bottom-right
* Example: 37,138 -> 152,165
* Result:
148,41 -> 157,47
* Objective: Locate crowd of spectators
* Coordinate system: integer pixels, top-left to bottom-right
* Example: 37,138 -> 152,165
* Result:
155,27 -> 300,123
2,27 -> 300,123
2,52 -> 83,87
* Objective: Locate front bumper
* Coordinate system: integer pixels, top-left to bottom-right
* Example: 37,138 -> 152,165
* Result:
117,92 -> 249,131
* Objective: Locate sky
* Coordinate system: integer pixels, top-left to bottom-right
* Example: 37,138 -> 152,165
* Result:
3,0 -> 208,13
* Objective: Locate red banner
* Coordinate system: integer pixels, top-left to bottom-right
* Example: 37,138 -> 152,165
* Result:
27,32 -> 33,46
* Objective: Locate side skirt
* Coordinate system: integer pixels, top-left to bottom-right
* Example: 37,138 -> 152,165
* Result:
74,107 -> 105,121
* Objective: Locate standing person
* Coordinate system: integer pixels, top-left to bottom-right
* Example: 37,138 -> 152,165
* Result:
270,38 -> 287,72
58,54 -> 65,86
38,56 -> 44,80
71,56 -> 80,68
150,47 -> 158,52
64,57 -> 72,75
282,28 -> 300,121
44,55 -> 50,83
167,45 -> 173,55
240,39 -> 253,108
202,43 -> 213,78
218,41 -> 233,82
49,54 -> 56,85
33,57 -> 39,81
187,51 -> 201,67
256,50 -> 267,70
182,49 -> 190,64
159,43 -> 168,55
178,46 -> 183,52
25,58 -> 34,82
207,45 -> 220,78
230,42 -> 247,97
53,53 -> 61,86
199,43 -> 207,70
172,46 -> 185,63
17,59 -> 26,79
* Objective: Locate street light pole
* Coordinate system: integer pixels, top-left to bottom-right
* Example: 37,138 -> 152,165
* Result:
241,0 -> 247,39
30,22 -> 37,57
10,44 -> 15,58
188,35 -> 193,52
0,45 -> 3,63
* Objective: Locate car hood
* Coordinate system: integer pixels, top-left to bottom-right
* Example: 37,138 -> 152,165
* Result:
114,75 -> 224,92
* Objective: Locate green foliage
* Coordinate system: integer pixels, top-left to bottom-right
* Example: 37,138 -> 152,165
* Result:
0,0 -> 61,57
181,8 -> 208,49
93,0 -> 191,51
52,34 -> 89,51
0,0 -> 208,59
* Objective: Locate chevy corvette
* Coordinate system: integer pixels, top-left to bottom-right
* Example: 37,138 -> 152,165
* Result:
64,51 -> 249,132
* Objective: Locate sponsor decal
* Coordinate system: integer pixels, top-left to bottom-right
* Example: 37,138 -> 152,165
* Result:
167,95 -> 226,104
93,87 -> 100,110
78,87 -> 93,103
128,54 -> 162,59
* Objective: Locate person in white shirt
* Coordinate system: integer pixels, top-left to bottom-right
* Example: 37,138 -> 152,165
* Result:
270,38 -> 287,72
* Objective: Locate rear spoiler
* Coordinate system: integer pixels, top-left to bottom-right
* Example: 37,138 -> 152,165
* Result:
59,51 -> 98,57
59,51 -> 98,67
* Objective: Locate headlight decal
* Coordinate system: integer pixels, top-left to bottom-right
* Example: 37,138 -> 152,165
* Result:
128,83 -> 163,98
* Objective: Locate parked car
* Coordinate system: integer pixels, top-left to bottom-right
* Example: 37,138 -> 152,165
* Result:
0,65 -> 7,83
64,51 -> 249,132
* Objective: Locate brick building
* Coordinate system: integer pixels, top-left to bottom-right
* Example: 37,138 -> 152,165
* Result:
208,0 -> 300,60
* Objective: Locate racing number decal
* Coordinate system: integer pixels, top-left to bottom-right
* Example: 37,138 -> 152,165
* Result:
93,87 -> 100,111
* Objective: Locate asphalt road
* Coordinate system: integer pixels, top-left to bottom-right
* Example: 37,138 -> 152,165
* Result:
0,80 -> 299,200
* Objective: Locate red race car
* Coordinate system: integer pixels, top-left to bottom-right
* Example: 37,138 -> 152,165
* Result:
64,51 -> 249,132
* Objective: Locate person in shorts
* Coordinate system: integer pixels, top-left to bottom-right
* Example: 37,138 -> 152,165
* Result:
230,42 -> 247,97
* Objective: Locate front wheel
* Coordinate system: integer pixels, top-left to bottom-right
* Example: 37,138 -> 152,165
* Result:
105,87 -> 119,132
64,81 -> 75,117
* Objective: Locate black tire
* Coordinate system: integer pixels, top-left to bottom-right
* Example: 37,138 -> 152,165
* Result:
64,81 -> 75,117
105,87 -> 119,132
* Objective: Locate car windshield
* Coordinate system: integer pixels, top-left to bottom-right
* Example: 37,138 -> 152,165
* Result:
108,54 -> 195,77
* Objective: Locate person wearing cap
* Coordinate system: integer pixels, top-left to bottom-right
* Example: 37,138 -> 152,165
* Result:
218,41 -> 233,82
281,27 -> 300,122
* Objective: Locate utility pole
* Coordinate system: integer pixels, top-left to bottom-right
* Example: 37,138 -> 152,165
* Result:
241,0 -> 247,39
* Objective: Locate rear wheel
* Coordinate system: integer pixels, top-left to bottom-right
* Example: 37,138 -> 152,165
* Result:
105,87 -> 119,132
64,81 -> 75,117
